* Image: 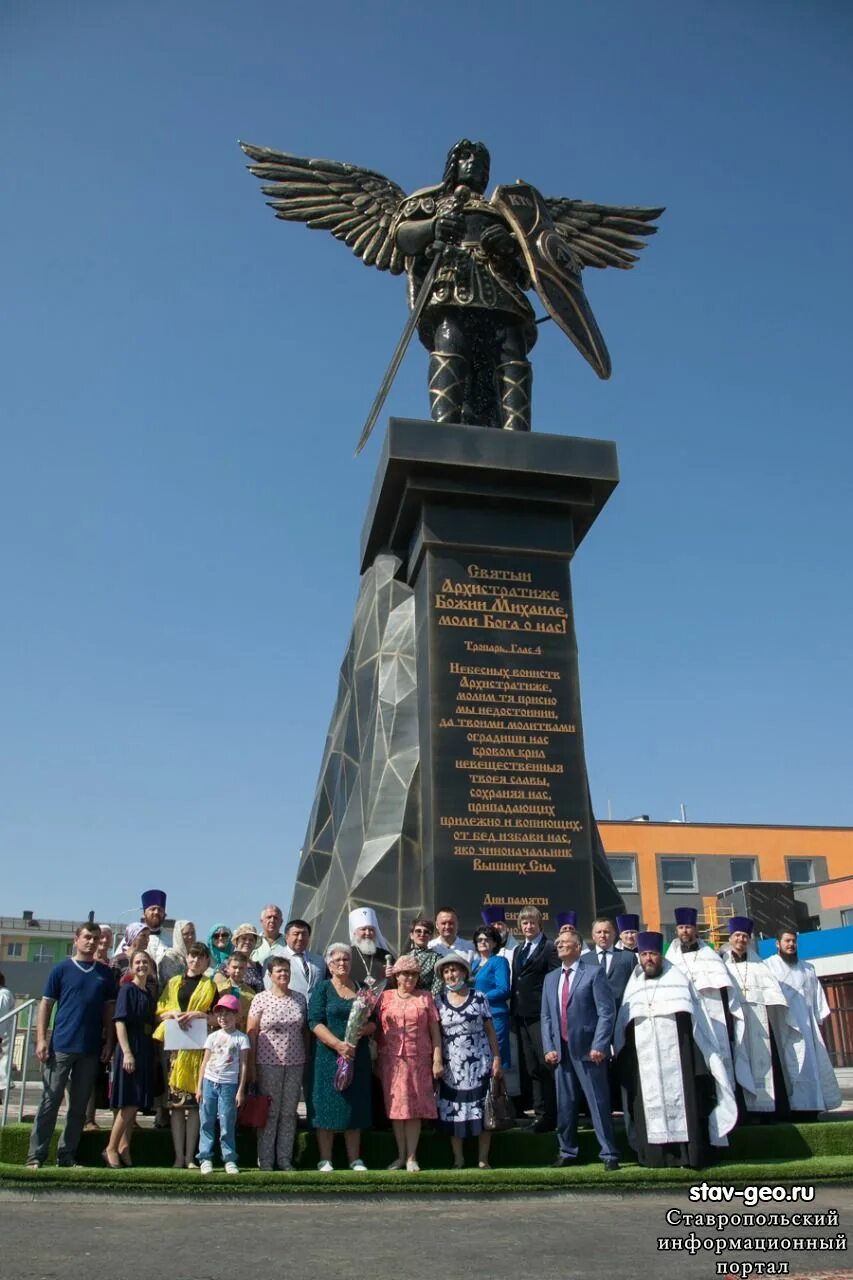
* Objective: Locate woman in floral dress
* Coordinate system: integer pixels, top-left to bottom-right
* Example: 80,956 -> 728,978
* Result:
434,951 -> 503,1169
375,955 -> 443,1172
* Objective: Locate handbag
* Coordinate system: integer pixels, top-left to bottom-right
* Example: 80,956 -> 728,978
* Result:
483,1075 -> 515,1131
237,1086 -> 271,1129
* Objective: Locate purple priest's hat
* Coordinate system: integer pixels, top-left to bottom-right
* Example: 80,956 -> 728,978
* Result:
141,889 -> 167,910
616,914 -> 639,932
728,916 -> 753,936
481,905 -> 506,926
555,911 -> 577,929
636,931 -> 663,953
673,907 -> 698,927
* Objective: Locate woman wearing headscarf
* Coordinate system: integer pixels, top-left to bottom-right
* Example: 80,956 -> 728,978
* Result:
206,924 -> 233,973
158,920 -> 196,990
154,942 -> 217,1168
375,955 -> 442,1172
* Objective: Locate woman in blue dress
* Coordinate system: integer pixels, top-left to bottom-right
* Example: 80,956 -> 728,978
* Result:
435,952 -> 503,1169
472,925 -> 512,1068
104,951 -> 156,1167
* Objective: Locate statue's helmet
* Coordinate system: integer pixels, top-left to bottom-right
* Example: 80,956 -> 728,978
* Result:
442,139 -> 490,190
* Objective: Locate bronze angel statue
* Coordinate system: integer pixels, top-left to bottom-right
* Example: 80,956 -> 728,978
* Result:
240,138 -> 663,447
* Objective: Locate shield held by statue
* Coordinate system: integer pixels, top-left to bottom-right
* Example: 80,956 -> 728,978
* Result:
491,182 -> 612,380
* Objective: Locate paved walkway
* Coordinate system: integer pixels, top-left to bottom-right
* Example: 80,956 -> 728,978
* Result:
4,1188 -> 852,1279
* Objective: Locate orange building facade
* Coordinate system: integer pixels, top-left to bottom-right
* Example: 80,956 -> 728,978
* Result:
597,820 -> 853,940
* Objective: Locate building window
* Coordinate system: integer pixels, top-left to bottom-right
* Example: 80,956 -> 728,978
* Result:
32,946 -> 53,964
787,858 -> 814,886
6,942 -> 22,958
661,857 -> 697,893
65,942 -> 73,956
841,909 -> 852,928
606,855 -> 637,894
729,857 -> 757,884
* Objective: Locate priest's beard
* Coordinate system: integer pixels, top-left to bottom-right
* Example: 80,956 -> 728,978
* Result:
642,957 -> 664,979
780,950 -> 798,965
356,939 -> 377,957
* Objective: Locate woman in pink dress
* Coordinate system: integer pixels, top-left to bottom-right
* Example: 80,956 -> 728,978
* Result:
375,954 -> 443,1172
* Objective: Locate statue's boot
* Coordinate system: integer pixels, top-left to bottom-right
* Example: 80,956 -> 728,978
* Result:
428,352 -> 467,423
497,359 -> 532,432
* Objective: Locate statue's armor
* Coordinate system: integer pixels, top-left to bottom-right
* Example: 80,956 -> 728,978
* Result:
394,190 -> 536,345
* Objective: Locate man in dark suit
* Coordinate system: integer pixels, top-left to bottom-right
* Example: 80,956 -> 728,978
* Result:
541,929 -> 620,1169
581,917 -> 636,1010
511,906 -> 560,1131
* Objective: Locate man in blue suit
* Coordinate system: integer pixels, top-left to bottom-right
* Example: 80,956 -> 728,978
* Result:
541,928 -> 620,1169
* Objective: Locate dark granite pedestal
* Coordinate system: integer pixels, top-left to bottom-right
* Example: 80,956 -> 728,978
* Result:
291,420 -> 624,954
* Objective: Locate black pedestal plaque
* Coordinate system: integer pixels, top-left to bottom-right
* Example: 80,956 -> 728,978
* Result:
291,420 -> 623,954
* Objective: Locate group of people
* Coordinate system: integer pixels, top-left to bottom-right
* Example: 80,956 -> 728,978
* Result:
21,890 -> 840,1174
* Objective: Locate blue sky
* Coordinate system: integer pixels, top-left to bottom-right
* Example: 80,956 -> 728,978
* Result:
1,0 -> 851,934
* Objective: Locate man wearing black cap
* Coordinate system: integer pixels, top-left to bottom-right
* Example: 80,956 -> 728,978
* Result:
665,907 -> 747,1096
140,890 -> 168,966
722,917 -> 801,1120
614,914 -> 639,954
481,905 -> 518,960
615,932 -> 737,1168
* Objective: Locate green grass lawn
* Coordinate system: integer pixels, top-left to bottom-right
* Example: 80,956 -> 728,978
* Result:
2,1119 -> 851,1195
2,1155 -> 852,1195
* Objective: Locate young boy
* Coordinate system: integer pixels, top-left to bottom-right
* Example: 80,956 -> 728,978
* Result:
196,994 -> 250,1174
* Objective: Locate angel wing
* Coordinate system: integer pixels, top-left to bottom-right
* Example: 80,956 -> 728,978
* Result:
544,198 -> 664,270
240,142 -> 407,274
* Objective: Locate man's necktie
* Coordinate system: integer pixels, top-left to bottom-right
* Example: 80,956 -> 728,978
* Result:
560,966 -> 572,1041
520,942 -> 531,967
300,956 -> 309,981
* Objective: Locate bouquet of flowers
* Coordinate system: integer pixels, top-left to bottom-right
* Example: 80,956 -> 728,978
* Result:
333,987 -> 377,1091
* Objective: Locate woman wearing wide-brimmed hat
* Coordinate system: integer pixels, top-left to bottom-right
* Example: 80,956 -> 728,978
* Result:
375,954 -> 443,1172
434,951 -> 503,1169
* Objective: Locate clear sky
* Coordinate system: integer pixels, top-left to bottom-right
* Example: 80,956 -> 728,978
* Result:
1,0 -> 851,935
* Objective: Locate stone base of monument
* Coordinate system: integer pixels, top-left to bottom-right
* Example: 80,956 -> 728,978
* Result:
291,419 -> 625,953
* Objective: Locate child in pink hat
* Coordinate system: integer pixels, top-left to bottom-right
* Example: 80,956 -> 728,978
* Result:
196,995 -> 250,1174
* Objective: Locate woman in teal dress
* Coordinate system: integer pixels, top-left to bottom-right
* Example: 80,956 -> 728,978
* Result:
308,942 -> 375,1171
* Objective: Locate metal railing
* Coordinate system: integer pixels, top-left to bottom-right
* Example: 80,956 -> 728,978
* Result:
0,999 -> 37,1127
824,1003 -> 853,1070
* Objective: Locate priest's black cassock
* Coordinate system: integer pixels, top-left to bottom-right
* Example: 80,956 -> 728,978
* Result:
614,952 -> 737,1170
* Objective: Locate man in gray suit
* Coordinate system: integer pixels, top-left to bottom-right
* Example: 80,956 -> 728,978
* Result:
278,919 -> 326,997
541,928 -> 620,1170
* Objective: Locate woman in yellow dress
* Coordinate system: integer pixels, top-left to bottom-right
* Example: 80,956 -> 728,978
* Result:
154,941 -> 217,1168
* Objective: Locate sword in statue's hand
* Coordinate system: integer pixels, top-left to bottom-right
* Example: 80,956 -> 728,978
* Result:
355,185 -> 470,456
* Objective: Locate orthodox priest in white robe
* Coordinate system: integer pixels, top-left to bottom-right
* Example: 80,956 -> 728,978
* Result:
614,932 -> 737,1168
765,930 -> 842,1116
722,916 -> 802,1119
665,906 -> 754,1097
